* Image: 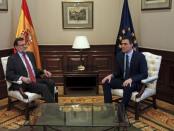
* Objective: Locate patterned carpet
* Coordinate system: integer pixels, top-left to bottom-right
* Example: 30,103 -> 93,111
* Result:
0,96 -> 174,131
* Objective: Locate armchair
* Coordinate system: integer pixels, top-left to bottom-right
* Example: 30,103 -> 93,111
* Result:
1,56 -> 58,120
111,52 -> 162,120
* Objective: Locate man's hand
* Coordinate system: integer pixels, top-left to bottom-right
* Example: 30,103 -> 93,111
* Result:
123,78 -> 132,87
102,74 -> 112,84
43,70 -> 52,78
21,76 -> 32,84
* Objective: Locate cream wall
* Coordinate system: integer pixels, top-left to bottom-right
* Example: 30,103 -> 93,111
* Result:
139,0 -> 174,51
0,0 -> 173,51
0,0 -> 139,49
0,0 -> 13,49
31,0 -> 127,45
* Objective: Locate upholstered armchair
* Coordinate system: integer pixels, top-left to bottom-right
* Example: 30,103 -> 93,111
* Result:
111,52 -> 162,120
1,56 -> 58,120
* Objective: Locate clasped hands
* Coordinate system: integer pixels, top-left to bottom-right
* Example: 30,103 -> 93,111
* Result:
101,74 -> 132,88
21,70 -> 52,84
20,70 -> 52,99
21,76 -> 33,84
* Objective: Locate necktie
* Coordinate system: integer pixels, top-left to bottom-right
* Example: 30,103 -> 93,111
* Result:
22,53 -> 36,83
124,54 -> 129,79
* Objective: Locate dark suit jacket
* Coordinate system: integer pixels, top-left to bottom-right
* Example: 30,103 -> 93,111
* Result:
113,51 -> 148,84
6,51 -> 44,90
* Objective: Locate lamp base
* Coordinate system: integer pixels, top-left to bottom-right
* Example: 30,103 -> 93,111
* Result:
77,65 -> 85,71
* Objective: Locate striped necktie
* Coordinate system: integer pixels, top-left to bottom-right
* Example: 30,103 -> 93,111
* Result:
22,53 -> 36,83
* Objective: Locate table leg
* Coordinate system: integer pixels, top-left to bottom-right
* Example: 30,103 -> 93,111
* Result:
43,126 -> 47,131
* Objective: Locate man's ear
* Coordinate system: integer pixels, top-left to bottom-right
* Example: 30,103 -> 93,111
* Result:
131,43 -> 134,48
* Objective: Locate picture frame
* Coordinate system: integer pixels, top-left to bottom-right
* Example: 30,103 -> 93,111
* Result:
62,1 -> 93,29
0,0 -> 8,11
141,0 -> 172,10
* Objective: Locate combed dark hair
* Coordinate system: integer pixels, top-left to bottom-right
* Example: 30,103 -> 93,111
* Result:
14,37 -> 24,47
121,35 -> 134,45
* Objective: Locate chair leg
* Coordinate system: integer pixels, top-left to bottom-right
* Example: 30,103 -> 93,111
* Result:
135,102 -> 140,120
25,103 -> 30,120
7,97 -> 12,110
152,95 -> 157,109
55,92 -> 58,103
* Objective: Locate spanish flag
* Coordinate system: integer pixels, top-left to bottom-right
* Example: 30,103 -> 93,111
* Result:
16,0 -> 41,69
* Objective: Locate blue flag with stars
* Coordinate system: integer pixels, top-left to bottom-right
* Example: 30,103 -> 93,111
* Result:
115,0 -> 138,54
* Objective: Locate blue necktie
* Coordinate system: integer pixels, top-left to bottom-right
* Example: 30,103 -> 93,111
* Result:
124,55 -> 129,79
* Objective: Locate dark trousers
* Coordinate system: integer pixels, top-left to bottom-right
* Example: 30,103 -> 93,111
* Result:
103,77 -> 140,107
23,78 -> 56,103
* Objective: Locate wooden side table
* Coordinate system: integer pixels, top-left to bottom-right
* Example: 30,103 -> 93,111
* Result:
64,71 -> 99,95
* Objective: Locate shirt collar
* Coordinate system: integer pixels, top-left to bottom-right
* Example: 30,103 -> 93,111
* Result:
125,49 -> 133,61
126,49 -> 133,56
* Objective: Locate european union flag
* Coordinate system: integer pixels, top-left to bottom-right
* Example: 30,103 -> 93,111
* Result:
115,0 -> 138,54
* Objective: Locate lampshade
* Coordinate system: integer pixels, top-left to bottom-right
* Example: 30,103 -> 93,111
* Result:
72,36 -> 90,49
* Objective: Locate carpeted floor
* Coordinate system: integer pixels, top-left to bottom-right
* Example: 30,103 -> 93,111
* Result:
0,96 -> 174,131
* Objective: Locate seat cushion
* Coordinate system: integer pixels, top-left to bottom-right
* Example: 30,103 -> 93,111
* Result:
111,87 -> 156,102
8,91 -> 42,103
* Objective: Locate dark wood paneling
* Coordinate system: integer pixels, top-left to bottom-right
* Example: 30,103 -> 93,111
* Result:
0,46 -> 174,104
66,55 -> 89,71
0,80 -> 8,99
39,45 -> 115,85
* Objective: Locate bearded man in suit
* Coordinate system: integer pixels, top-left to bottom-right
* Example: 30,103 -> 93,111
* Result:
6,37 -> 56,103
102,36 -> 148,108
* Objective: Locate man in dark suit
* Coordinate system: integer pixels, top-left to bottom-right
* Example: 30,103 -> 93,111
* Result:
6,37 -> 56,103
102,36 -> 148,107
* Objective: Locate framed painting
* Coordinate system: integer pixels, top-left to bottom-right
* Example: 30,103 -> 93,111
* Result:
62,1 -> 93,29
141,0 -> 172,10
0,0 -> 8,11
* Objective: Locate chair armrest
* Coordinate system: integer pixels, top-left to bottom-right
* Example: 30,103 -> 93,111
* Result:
141,76 -> 158,84
10,80 -> 23,85
136,85 -> 146,98
136,76 -> 158,98
9,80 -> 28,99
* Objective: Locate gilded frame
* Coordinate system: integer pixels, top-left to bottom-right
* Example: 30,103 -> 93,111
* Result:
62,1 -> 93,29
0,0 -> 8,11
141,0 -> 172,10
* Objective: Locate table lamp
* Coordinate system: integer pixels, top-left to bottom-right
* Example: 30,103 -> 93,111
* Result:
72,36 -> 90,71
